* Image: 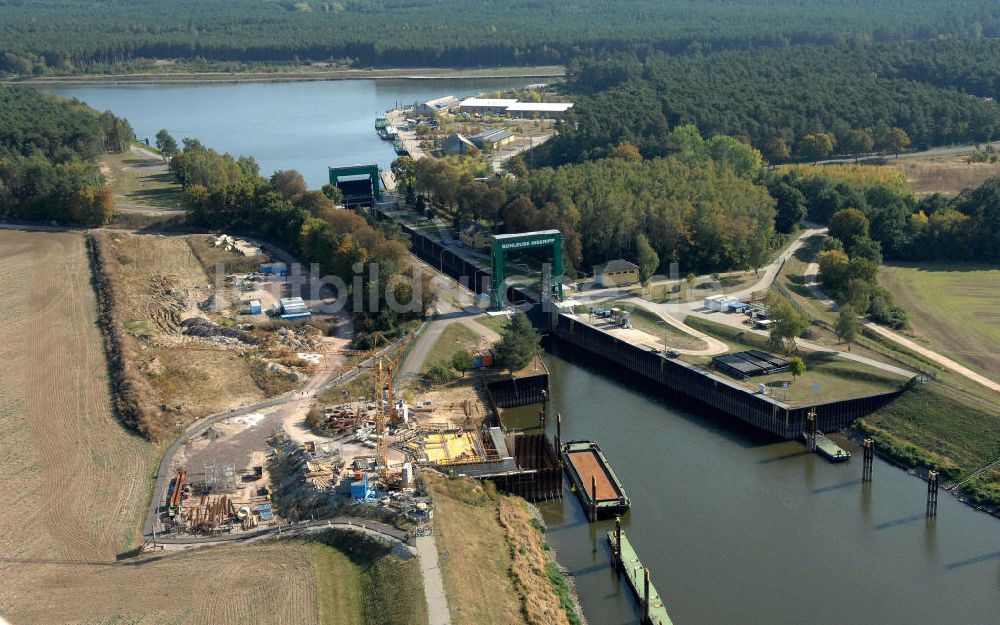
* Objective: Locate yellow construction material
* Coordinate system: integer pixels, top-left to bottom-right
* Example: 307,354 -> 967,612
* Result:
423,432 -> 481,465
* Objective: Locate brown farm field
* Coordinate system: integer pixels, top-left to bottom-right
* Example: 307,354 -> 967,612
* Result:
885,153 -> 1000,196
0,229 -> 353,625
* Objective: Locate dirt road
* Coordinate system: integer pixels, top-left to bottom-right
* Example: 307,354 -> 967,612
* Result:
863,321 -> 1000,392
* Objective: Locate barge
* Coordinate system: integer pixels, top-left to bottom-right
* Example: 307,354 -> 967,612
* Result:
561,440 -> 630,519
804,432 -> 851,462
608,528 -> 674,625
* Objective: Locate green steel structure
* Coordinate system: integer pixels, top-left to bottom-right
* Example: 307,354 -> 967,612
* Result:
490,229 -> 563,309
328,164 -> 382,205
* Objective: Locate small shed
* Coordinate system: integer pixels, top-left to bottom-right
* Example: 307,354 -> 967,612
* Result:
248,300 -> 262,315
593,259 -> 640,287
351,474 -> 374,501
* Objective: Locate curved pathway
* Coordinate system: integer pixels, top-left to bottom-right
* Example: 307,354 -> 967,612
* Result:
617,296 -> 728,355
863,321 -> 1000,393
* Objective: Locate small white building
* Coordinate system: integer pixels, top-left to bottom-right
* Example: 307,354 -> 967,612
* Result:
704,294 -> 742,312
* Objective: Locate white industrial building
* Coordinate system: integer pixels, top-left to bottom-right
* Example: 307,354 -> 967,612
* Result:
279,297 -> 311,320
417,95 -> 460,116
458,97 -> 518,114
458,97 -> 574,119
504,102 -> 574,118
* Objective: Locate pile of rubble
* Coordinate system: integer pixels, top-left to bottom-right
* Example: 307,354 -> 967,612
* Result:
181,317 -> 259,344
274,326 -> 319,351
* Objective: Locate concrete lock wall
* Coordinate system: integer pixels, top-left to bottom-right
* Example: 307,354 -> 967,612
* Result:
486,374 -> 549,408
554,314 -> 901,440
375,206 -> 534,304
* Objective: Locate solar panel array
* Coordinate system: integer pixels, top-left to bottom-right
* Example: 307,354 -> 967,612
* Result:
712,350 -> 790,379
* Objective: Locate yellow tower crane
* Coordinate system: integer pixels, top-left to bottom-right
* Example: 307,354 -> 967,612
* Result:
373,356 -> 398,481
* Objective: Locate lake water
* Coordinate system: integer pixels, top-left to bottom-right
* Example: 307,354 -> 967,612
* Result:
43,78 -> 527,188
41,79 -> 1000,624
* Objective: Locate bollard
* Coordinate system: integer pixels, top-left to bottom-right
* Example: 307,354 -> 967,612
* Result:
805,408 -> 818,453
862,438 -> 874,483
927,470 -> 939,517
613,516 -> 622,570
589,476 -> 597,520
643,568 -> 651,623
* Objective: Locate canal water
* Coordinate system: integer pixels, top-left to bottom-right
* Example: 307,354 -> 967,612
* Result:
42,78 -> 527,188
538,347 -> 1000,625
39,80 -> 1000,623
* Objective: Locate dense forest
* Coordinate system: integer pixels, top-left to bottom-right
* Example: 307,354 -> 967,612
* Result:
538,42 -> 1000,165
396,127 -> 777,276
0,85 -> 130,224
4,0 -> 1000,74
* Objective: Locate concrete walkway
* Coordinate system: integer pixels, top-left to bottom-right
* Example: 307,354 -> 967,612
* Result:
416,535 -> 452,625
400,302 -> 501,378
399,254 -> 502,379
617,296 -> 728,355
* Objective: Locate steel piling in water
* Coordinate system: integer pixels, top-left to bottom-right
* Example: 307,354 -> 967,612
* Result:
591,475 -> 598,522
927,470 -> 939,517
862,437 -> 874,483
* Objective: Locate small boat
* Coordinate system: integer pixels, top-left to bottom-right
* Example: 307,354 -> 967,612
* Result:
374,116 -> 389,130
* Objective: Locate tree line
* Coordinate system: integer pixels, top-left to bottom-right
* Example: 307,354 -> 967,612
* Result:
775,165 -> 1000,264
539,42 -> 1000,166
4,0 -> 1000,75
0,85 -> 129,225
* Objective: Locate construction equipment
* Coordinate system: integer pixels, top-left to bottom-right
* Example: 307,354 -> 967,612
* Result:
373,356 -> 398,481
167,468 -> 187,518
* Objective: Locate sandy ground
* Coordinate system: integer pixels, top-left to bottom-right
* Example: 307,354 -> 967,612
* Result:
15,65 -> 565,85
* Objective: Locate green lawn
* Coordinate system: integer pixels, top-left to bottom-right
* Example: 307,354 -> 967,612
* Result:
475,314 -> 510,335
312,542 -> 365,625
683,317 -> 907,404
101,149 -> 185,209
422,322 -> 484,374
310,530 -> 428,625
879,262 -> 1000,382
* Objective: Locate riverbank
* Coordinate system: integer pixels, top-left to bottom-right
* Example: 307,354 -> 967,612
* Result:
7,65 -> 565,85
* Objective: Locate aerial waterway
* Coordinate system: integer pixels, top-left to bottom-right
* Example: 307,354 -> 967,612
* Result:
537,349 -> 1000,624
42,80 -> 1000,624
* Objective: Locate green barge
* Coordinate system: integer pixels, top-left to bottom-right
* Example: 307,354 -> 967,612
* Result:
561,440 -> 630,519
608,527 -> 675,625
